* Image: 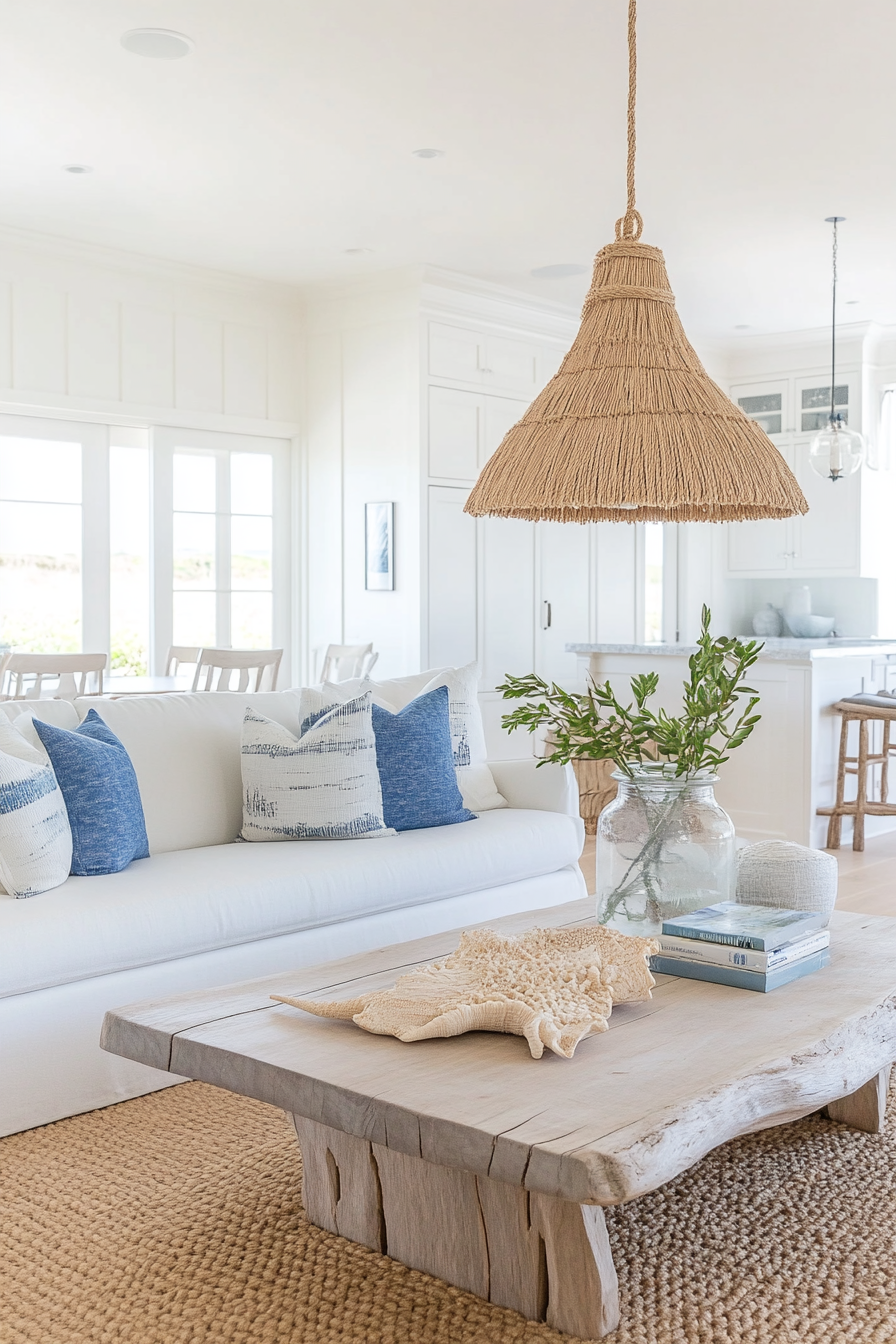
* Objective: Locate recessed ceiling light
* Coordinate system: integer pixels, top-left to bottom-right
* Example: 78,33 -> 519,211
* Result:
734,324 -> 750,330
531,264 -> 588,279
412,148 -> 445,159
344,247 -> 373,254
121,29 -> 194,59
846,300 -> 860,305
63,164 -> 93,174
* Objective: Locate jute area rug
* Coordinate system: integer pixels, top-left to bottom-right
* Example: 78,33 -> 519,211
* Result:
2,1080 -> 895,1344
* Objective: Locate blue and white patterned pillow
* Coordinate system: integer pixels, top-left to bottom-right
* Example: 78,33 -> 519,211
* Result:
0,718 -> 72,898
241,693 -> 393,841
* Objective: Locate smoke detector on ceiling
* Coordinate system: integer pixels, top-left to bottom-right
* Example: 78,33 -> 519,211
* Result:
412,148 -> 445,159
121,29 -> 194,59
63,164 -> 93,174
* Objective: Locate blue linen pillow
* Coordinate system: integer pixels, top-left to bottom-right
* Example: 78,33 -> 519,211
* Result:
34,709 -> 150,876
371,685 -> 476,832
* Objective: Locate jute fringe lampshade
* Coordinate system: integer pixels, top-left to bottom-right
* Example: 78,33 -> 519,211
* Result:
464,2 -> 808,526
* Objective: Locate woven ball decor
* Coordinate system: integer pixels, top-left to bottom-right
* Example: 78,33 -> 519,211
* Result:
736,840 -> 838,921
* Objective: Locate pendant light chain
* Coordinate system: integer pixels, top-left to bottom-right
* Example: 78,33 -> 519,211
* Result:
616,0 -> 643,242
830,218 -> 838,424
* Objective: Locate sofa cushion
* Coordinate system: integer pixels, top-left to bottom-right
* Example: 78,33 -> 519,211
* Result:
74,691 -> 305,854
371,687 -> 475,831
0,719 -> 72,899
35,710 -> 150,876
241,699 -> 392,841
323,663 -> 507,813
0,808 -> 584,997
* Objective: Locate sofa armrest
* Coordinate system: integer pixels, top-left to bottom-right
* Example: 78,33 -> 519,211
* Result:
488,758 -> 580,817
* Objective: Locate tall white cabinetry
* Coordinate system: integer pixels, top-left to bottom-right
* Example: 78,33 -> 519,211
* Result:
423,313 -> 595,690
726,372 -> 863,577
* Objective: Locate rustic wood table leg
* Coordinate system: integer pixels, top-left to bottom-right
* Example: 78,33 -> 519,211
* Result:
824,1065 -> 892,1133
290,1114 -> 620,1339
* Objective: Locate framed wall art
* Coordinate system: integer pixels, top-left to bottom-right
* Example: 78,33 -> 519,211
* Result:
365,501 -> 394,590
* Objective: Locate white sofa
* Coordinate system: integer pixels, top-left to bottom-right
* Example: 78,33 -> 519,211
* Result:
0,689 -> 586,1136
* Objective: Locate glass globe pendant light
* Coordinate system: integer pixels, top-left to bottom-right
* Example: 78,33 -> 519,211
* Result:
809,217 -> 865,482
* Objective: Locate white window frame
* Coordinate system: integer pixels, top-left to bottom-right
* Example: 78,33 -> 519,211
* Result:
0,415 -> 292,682
151,426 -> 291,678
0,413 -> 110,654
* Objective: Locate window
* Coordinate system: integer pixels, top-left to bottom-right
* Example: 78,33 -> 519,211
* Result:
643,522 -> 664,643
0,415 -> 290,676
0,433 -> 83,652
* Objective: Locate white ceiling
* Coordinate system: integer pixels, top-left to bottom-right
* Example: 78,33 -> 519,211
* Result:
1,0 -> 894,337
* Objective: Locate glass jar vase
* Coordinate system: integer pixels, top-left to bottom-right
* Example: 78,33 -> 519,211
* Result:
596,765 -> 735,934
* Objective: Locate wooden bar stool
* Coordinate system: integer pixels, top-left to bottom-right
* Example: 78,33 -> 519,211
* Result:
817,700 -> 896,851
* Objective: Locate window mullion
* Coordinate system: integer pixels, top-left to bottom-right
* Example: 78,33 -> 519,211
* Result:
80,424 -> 110,657
216,451 -> 231,648
150,430 -> 174,675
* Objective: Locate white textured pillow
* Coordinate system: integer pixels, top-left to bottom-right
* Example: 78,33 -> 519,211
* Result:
0,718 -> 73,898
241,694 -> 393,841
321,663 -> 506,812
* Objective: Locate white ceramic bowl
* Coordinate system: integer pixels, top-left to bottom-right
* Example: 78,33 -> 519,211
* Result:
786,613 -> 836,638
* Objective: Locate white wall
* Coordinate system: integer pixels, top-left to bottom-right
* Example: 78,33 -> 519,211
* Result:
303,272 -> 423,682
0,226 -> 303,432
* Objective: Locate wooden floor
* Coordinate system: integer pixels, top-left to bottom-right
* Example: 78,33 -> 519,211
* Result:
578,831 -> 896,918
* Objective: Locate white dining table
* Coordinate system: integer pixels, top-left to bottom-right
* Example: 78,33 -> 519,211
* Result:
101,675 -> 195,697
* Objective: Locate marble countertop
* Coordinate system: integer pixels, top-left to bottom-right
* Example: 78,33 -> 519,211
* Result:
567,639 -> 896,662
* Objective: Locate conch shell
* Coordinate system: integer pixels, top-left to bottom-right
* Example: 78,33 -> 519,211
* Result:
273,924 -> 658,1059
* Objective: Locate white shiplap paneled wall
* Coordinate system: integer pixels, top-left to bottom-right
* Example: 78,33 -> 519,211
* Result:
0,227 -> 303,431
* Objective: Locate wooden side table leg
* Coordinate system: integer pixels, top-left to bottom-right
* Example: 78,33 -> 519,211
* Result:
827,714 -> 850,850
854,718 -> 869,851
289,1115 -> 621,1339
825,1065 -> 892,1133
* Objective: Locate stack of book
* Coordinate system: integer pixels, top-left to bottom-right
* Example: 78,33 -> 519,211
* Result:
650,901 -> 831,992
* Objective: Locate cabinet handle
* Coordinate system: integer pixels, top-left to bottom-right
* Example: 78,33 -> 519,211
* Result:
542,600 -> 552,630
781,551 -> 797,558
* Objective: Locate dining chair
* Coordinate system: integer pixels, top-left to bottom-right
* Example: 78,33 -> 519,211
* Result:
0,653 -> 107,700
318,643 -> 379,683
192,648 -> 283,693
164,645 -> 202,676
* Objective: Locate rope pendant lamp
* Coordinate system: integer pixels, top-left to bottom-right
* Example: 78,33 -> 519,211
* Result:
464,0 -> 808,524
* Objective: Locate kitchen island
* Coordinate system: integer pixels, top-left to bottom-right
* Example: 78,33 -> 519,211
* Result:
567,639 -> 896,848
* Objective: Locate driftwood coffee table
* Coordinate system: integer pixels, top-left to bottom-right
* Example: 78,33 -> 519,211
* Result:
102,900 -> 896,1340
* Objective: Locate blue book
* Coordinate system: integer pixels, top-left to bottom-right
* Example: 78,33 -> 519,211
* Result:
661,901 -> 827,951
650,948 -> 830,993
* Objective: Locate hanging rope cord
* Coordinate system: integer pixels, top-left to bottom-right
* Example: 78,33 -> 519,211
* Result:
615,0 -> 643,242
830,220 -> 838,423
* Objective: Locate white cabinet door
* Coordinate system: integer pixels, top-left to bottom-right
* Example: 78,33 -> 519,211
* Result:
536,521 -> 593,686
479,516 -> 535,690
481,394 -> 528,467
725,439 -> 793,573
428,321 -> 542,393
428,322 -> 484,383
790,440 -> 861,573
427,486 -> 478,669
483,334 -> 539,393
428,387 -> 480,480
727,517 -> 791,574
